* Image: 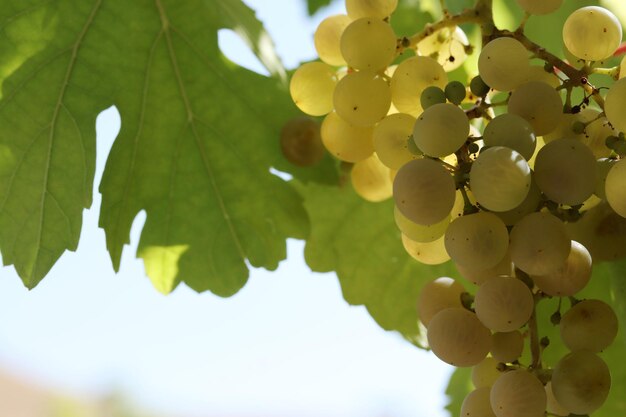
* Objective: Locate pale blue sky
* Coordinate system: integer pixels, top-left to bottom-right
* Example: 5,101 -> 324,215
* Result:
0,1 -> 452,416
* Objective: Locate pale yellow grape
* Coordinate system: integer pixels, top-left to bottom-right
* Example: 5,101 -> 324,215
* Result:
552,350 -> 611,415
417,277 -> 465,326
522,65 -> 560,88
402,233 -> 450,265
595,158 -> 615,199
491,331 -> 524,363
545,382 -> 570,417
321,111 -> 374,162
373,113 -> 418,169
478,37 -> 530,91
605,77 -> 626,134
563,6 -> 622,61
470,147 -> 531,212
483,114 -> 536,160
472,357 -> 501,388
426,307 -> 491,367
535,138 -> 596,205
351,154 -> 393,202
578,109 -> 615,158
393,158 -> 456,225
509,212 -> 570,275
334,71 -> 391,127
531,240 -> 591,297
621,56 -> 626,79
495,178 -> 542,226
391,56 -> 447,116
474,277 -> 534,332
394,206 -> 449,243
413,103 -> 469,157
314,14 -> 351,66
606,159 -> 626,217
417,26 -> 469,72
543,113 -> 578,143
490,370 -> 546,417
340,18 -> 397,71
461,387 -> 496,417
508,81 -> 563,136
516,0 -> 562,15
451,188 -> 473,220
345,0 -> 398,19
290,62 -> 337,116
456,251 -> 514,286
560,299 -> 618,352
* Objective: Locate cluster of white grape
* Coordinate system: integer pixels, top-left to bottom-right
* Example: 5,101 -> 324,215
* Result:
288,0 -> 626,416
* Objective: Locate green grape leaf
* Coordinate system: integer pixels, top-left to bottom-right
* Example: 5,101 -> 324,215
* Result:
444,367 -> 472,417
299,181 -> 457,342
307,0 -> 334,15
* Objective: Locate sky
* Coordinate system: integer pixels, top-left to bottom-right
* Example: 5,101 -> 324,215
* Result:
0,1 -> 453,416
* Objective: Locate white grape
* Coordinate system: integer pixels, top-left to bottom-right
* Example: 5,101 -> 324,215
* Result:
321,111 -> 374,162
417,277 -> 465,326
605,159 -> 626,217
559,299 -> 618,352
494,178 -> 542,226
474,277 -> 534,332
563,6 -> 622,61
413,103 -> 469,157
394,206 -> 449,243
478,37 -> 530,92
290,62 -> 337,116
402,233 -> 451,265
491,331 -> 524,364
314,15 -> 352,66
595,158 -> 616,200
530,240 -> 592,297
456,251 -> 514,286
391,56 -> 447,116
334,70 -> 391,126
482,114 -> 536,161
340,17 -> 397,71
516,0 -> 562,15
605,78 -> 626,134
472,356 -> 502,388
490,370 -> 547,417
373,113 -> 418,169
351,154 -> 393,202
461,387 -> 496,417
507,81 -> 563,136
345,0 -> 398,19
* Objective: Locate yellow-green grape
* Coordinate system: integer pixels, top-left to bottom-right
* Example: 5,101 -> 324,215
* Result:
606,159 -> 626,217
314,14 -> 352,66
351,154 -> 393,202
566,202 -> 626,262
545,382 -> 570,417
345,0 -> 398,19
290,62 -> 337,116
495,177 -> 542,226
491,331 -> 524,364
417,277 -> 465,326
340,18 -> 397,71
530,240 -> 592,297
394,206 -> 449,243
373,113 -> 418,169
461,387 -> 497,417
474,277 -> 534,332
417,26 -> 469,72
413,103 -> 469,157
483,114 -> 537,160
280,117 -> 325,167
391,56 -> 447,116
560,299 -> 618,352
420,86 -> 447,110
516,0 -> 562,15
621,56 -> 626,79
507,81 -> 563,136
577,109 -> 615,158
444,212 -> 509,270
551,350 -> 611,415
490,370 -> 547,417
456,251 -> 514,286
426,307 -> 491,367
563,6 -> 622,61
534,138 -> 596,205
472,357 -> 502,388
522,65 -> 561,88
470,147 -> 531,212
543,113 -> 579,143
402,233 -> 450,265
321,111 -> 374,162
605,77 -> 626,134
393,158 -> 456,225
595,158 -> 616,200
509,212 -> 570,275
478,37 -> 530,92
334,70 -> 391,126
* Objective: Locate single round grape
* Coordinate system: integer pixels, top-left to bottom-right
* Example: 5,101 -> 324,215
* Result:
321,112 -> 374,162
417,277 -> 465,326
413,103 -> 469,157
563,6 -> 622,61
472,356 -> 502,388
606,78 -> 626,134
545,381 -> 570,417
509,212 -> 570,275
290,62 -> 337,116
508,81 -> 563,136
470,75 -> 490,97
530,240 -> 592,297
516,0 -> 562,15
351,154 -> 393,202
402,233 -> 450,265
280,117 -> 325,167
521,65 -> 560,88
426,307 -> 491,367
394,205 -> 449,243
474,277 -> 534,332
491,331 -> 524,364
444,212 -> 509,270
420,86 -> 446,110
340,18 -> 397,71
534,138 -> 596,205
470,146 -> 531,212
373,113 -> 418,169
560,299 -> 618,352
605,159 -> 626,217
461,387 -> 496,417
314,14 -> 352,66
595,158 -> 616,200
418,26 -> 469,72
551,350 -> 611,415
577,109 -> 616,158
482,114 -> 536,161
478,37 -> 530,92
456,251 -> 514,286
334,70 -> 391,127
345,0 -> 398,19
495,177 -> 542,226
445,81 -> 466,105
391,56 -> 447,116
490,370 -> 546,417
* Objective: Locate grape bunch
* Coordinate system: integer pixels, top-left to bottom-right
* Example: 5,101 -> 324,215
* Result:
288,0 -> 626,415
